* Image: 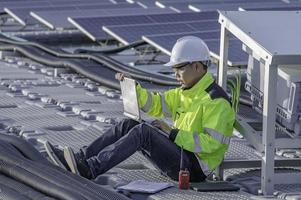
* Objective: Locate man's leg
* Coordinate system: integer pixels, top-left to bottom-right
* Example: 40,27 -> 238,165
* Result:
139,124 -> 206,182
44,118 -> 138,170
81,118 -> 139,158
85,123 -> 206,181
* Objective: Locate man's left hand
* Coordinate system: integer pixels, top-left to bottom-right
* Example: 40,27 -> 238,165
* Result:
151,120 -> 172,135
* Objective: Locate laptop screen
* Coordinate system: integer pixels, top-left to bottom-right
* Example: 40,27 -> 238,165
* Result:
120,77 -> 141,121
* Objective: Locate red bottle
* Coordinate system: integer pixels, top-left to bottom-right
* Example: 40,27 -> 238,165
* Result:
178,168 -> 190,189
178,147 -> 190,190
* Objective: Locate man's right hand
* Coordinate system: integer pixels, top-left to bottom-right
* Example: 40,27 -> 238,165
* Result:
115,73 -> 132,81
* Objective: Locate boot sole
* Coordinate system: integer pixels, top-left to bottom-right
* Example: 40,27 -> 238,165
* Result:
44,141 -> 67,170
64,147 -> 80,175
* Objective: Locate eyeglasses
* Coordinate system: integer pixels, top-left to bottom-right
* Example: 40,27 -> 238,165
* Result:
173,62 -> 191,73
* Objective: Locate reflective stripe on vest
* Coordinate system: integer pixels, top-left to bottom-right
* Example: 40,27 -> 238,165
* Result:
194,128 -> 231,176
193,132 -> 202,153
204,127 -> 231,145
159,93 -> 172,118
141,91 -> 152,112
195,155 -> 211,176
193,133 -> 211,176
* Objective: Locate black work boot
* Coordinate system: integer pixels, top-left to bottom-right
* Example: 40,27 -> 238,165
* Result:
44,141 -> 70,170
64,147 -> 93,179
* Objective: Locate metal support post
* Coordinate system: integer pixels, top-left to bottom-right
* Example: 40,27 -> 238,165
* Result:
218,24 -> 229,90
261,63 -> 277,195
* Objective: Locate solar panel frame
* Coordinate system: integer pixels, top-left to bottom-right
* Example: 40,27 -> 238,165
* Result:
102,19 -> 220,45
142,31 -> 248,66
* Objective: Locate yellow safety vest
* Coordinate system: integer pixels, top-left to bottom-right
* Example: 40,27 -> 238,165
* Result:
136,72 -> 235,171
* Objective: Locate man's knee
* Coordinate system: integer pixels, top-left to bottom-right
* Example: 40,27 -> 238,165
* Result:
130,123 -> 154,138
134,123 -> 151,131
128,123 -> 152,147
120,118 -> 139,127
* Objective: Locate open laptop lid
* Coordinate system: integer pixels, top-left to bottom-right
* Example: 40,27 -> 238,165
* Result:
120,78 -> 170,138
120,77 -> 141,122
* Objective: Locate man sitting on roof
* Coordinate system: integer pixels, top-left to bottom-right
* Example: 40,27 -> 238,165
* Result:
44,36 -> 235,181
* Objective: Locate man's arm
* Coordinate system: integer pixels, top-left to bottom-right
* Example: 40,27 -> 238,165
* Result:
170,100 -> 235,154
136,83 -> 177,119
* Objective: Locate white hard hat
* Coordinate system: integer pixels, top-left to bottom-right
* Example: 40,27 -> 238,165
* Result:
164,36 -> 210,67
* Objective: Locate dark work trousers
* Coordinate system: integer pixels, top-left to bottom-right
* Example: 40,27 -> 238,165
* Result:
81,118 -> 207,182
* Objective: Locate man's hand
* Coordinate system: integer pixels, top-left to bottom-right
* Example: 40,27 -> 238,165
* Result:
151,119 -> 172,135
115,73 -> 131,81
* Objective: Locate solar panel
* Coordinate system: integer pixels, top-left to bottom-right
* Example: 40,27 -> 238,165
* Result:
155,0 -> 202,12
241,3 -> 301,11
47,0 -> 127,5
4,2 -> 139,26
142,31 -> 248,66
149,11 -> 218,22
0,1 -> 52,11
189,3 -> 240,11
69,15 -> 154,41
30,6 -> 170,29
5,6 -> 75,26
0,0 -> 113,11
110,0 -> 128,3
103,20 -> 220,45
129,0 -> 158,8
104,23 -> 193,45
157,0 -> 281,3
187,20 -> 220,30
70,11 -> 217,41
189,1 -> 292,12
156,0 -> 284,12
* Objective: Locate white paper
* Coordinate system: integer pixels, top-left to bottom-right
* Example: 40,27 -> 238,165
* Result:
117,180 -> 174,193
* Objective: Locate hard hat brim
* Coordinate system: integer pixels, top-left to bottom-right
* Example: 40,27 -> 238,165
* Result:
164,61 -> 178,67
164,60 -> 190,67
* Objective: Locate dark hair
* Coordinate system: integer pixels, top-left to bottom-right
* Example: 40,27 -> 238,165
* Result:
201,62 -> 208,71
197,61 -> 209,71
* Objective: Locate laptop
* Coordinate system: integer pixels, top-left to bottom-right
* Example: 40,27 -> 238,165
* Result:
120,77 -> 169,137
120,77 -> 142,122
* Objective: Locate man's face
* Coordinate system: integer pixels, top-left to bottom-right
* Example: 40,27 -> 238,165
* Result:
173,62 -> 204,89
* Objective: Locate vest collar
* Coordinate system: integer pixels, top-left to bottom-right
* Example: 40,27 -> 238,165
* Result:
181,72 -> 214,97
